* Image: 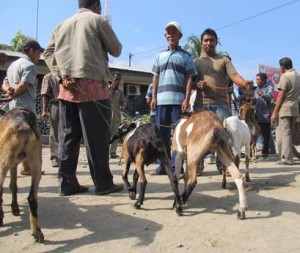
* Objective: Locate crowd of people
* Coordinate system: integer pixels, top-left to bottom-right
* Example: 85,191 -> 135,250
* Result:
1,0 -> 300,197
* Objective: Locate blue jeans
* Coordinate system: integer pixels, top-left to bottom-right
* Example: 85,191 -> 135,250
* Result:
155,105 -> 181,174
194,103 -> 231,169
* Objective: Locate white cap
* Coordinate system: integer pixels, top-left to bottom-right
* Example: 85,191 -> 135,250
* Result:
165,21 -> 182,34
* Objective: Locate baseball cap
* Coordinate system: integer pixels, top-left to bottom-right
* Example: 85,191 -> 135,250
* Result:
23,39 -> 44,53
165,21 -> 182,34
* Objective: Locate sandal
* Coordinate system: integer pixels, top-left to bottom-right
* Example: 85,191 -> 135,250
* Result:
20,170 -> 45,176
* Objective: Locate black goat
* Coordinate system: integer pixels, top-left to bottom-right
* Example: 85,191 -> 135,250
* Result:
121,123 -> 183,214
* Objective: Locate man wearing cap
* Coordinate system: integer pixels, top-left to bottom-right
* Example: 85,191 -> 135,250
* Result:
150,21 -> 197,175
44,0 -> 123,196
1,39 -> 43,175
2,39 -> 42,114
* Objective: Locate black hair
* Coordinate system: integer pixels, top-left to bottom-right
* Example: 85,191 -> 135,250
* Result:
256,72 -> 267,81
200,28 -> 219,43
279,57 -> 293,70
22,39 -> 43,53
78,0 -> 100,8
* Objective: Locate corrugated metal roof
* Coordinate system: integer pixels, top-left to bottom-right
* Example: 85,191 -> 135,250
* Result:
0,49 -> 152,74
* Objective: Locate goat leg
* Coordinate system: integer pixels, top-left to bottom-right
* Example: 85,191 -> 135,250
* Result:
162,157 -> 184,216
134,180 -> 147,209
28,179 -> 44,243
245,156 -> 250,182
0,186 -> 3,226
9,166 -> 20,216
122,161 -> 137,200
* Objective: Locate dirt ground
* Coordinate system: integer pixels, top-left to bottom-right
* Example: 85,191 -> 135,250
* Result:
0,146 -> 300,253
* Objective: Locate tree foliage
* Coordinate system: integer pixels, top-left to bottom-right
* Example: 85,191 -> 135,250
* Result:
183,34 -> 202,59
11,30 -> 32,52
0,30 -> 32,52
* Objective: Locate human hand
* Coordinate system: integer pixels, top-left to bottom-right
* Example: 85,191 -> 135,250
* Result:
181,99 -> 189,113
244,80 -> 253,90
150,98 -> 157,112
62,76 -> 76,91
270,113 -> 277,125
41,111 -> 49,121
258,89 -> 264,97
197,80 -> 207,90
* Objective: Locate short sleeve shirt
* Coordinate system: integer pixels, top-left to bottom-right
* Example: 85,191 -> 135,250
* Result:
152,47 -> 197,105
3,55 -> 37,114
278,68 -> 300,117
41,72 -> 60,103
194,54 -> 237,105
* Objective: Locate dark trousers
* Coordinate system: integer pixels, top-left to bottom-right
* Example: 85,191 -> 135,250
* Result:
49,102 -> 59,160
259,122 -> 271,155
58,99 -> 113,191
155,105 -> 181,174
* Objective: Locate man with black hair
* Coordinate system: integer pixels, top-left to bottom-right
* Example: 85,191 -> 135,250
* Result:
44,0 -> 123,196
109,72 -> 127,159
253,72 -> 274,158
2,39 -> 43,114
193,28 -> 253,174
271,57 -> 300,165
2,39 -> 43,176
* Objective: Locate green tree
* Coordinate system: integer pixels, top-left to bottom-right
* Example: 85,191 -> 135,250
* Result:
11,30 -> 31,52
183,34 -> 202,59
0,44 -> 11,50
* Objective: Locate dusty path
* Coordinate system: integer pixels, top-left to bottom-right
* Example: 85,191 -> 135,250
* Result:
0,146 -> 300,253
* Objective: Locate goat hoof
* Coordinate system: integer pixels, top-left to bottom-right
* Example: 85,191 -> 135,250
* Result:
0,219 -> 3,226
11,207 -> 20,216
222,183 -> 226,189
176,206 -> 183,216
128,191 -> 136,200
245,176 -> 250,182
237,210 -> 246,220
33,227 -> 44,243
133,202 -> 141,209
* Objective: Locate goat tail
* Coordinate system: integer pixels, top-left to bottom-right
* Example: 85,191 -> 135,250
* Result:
213,128 -> 233,149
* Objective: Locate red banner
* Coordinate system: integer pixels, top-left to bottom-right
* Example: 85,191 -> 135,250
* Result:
257,64 -> 281,100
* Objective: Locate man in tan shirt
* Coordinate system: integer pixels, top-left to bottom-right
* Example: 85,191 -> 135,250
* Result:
193,28 -> 252,174
271,57 -> 300,165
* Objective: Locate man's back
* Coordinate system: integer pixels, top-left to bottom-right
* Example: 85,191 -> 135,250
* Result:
44,9 -> 121,82
5,56 -> 37,113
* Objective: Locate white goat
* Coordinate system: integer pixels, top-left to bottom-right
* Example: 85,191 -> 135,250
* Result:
223,116 -> 251,182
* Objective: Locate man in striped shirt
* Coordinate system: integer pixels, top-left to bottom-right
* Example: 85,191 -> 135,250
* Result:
150,21 -> 197,175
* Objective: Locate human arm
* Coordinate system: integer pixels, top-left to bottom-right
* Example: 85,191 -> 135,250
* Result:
150,75 -> 159,112
43,31 -> 58,75
99,18 -> 122,57
230,73 -> 253,90
182,76 -> 193,112
2,81 -> 29,98
120,92 -> 127,113
41,95 -> 50,121
271,90 -> 285,124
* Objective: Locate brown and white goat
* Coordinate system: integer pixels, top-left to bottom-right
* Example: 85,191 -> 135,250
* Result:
239,101 -> 261,161
223,116 -> 251,182
172,110 -> 248,219
122,123 -> 183,215
0,107 -> 44,243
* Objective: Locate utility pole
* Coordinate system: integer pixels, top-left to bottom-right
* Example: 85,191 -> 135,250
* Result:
104,0 -> 112,26
129,52 -> 133,67
35,0 -> 39,40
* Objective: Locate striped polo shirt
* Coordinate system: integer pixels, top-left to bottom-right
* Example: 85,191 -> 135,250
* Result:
152,47 -> 197,105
